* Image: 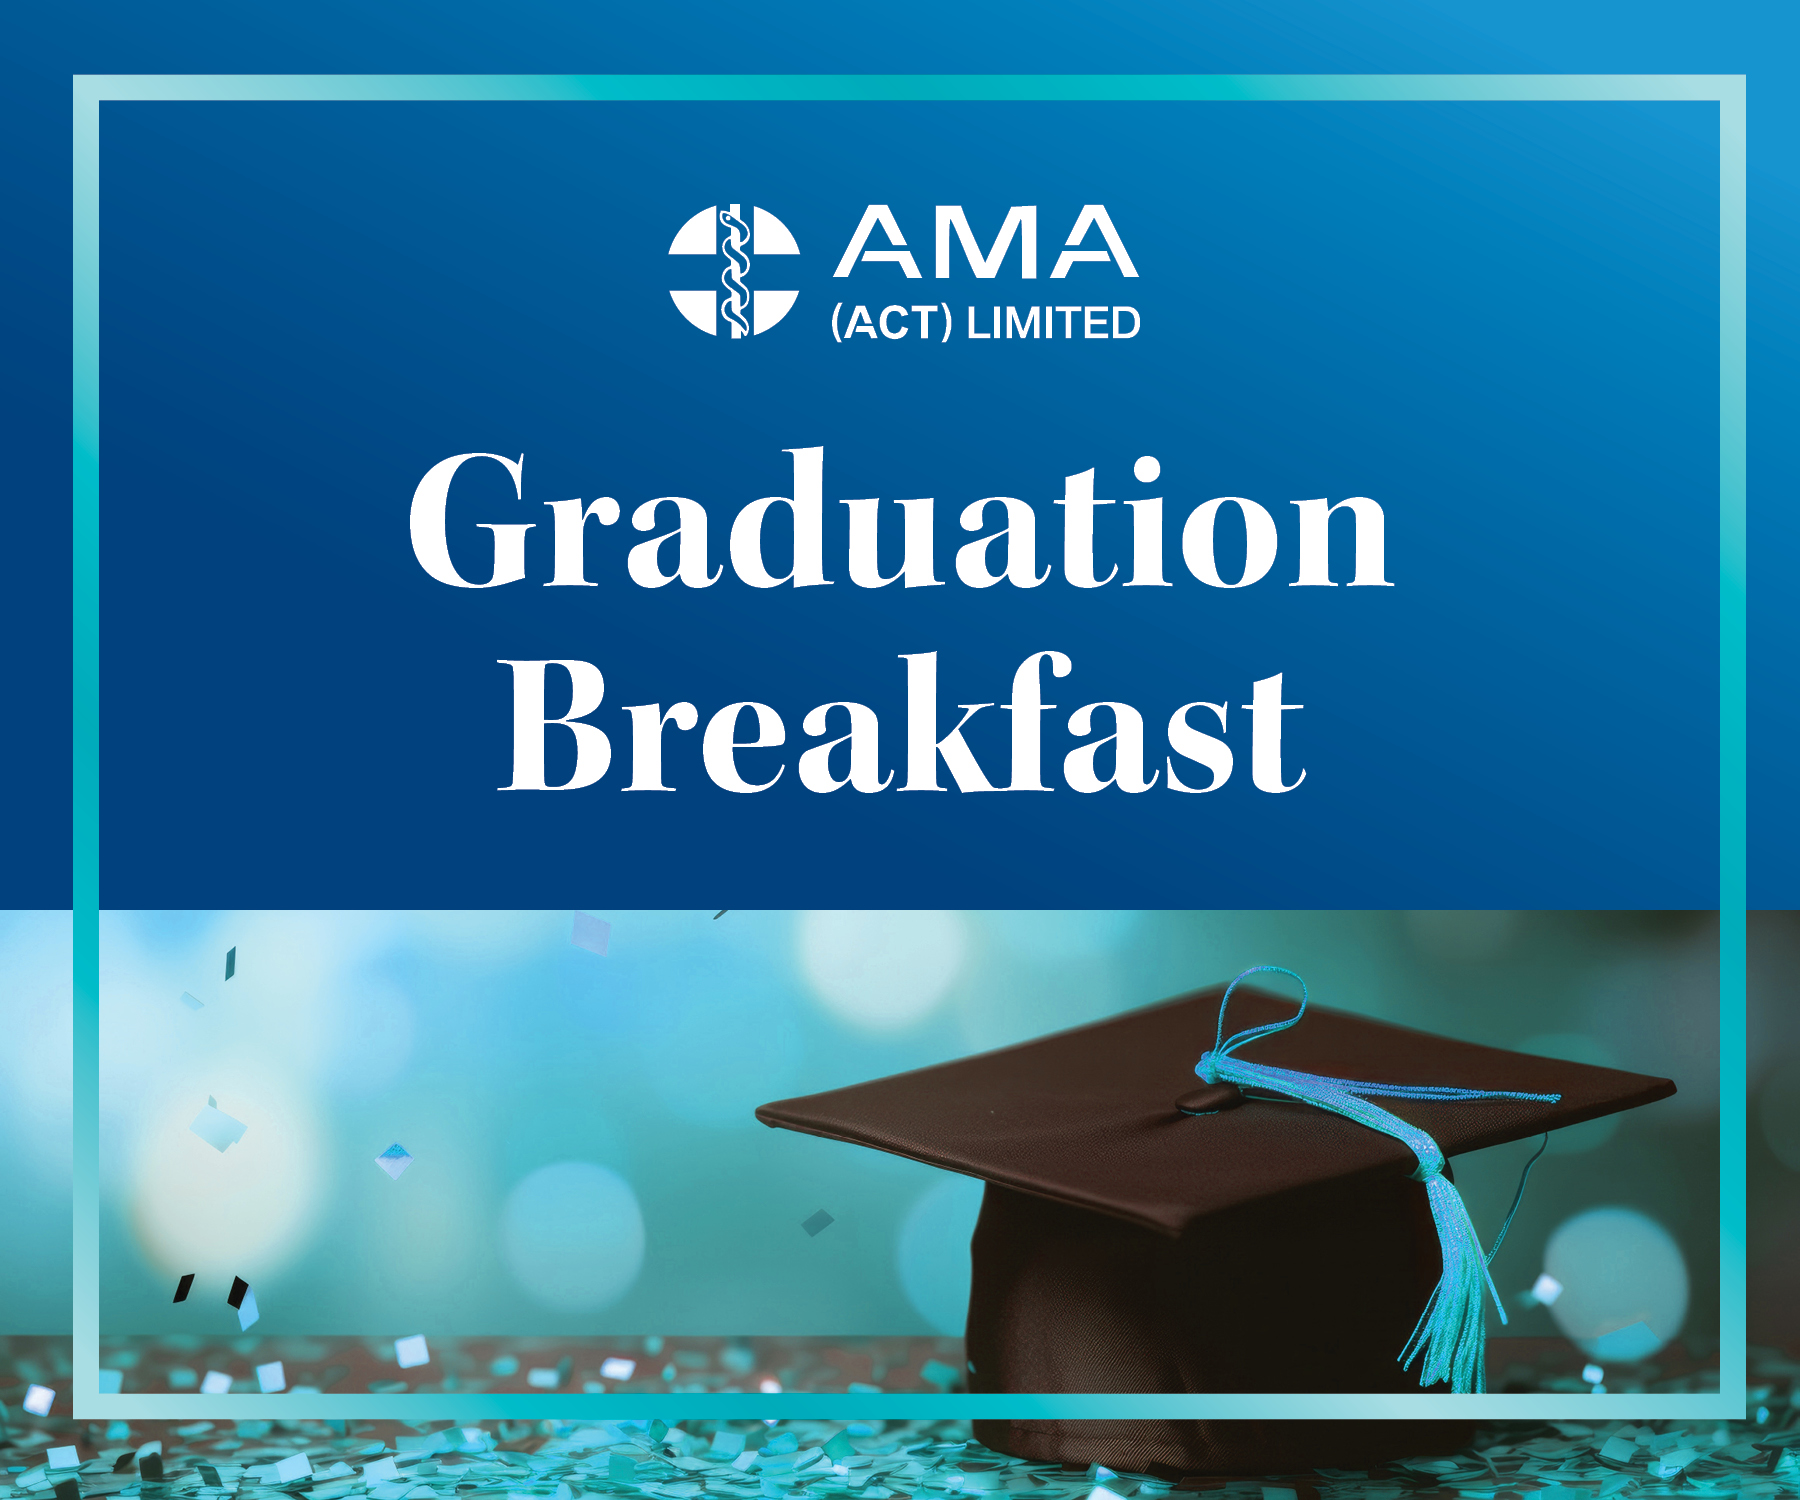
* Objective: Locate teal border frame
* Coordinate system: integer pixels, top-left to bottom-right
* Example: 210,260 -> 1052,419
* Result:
72,73 -> 1748,1422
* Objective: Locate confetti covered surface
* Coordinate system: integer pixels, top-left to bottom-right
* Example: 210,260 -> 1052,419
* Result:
1,1339 -> 1796,1492
57,1334 -> 1729,1400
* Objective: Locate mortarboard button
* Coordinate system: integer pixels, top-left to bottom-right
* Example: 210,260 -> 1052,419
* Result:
1174,1081 -> 1244,1116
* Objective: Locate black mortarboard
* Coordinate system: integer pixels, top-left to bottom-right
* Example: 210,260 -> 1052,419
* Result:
758,974 -> 1675,1472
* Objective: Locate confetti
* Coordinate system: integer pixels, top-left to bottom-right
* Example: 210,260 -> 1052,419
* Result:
23,1383 -> 54,1416
1583,1362 -> 1606,1385
174,1272 -> 195,1302
225,946 -> 236,980
1591,1318 -> 1661,1359
1532,1271 -> 1565,1305
394,1335 -> 430,1369
1,1334 -> 1793,1500
802,1209 -> 835,1237
180,991 -> 204,1011
47,1447 -> 80,1470
527,1367 -> 559,1388
229,1278 -> 260,1331
255,1361 -> 286,1393
98,1368 -> 123,1394
715,910 -> 728,919
571,913 -> 612,956
200,1370 -> 232,1394
600,1357 -> 636,1380
189,1102 -> 248,1153
375,1143 -> 414,1179
141,1455 -> 165,1482
920,1359 -> 961,1390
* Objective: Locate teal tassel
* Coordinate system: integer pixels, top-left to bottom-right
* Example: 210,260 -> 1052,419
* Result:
1198,967 -> 1561,1394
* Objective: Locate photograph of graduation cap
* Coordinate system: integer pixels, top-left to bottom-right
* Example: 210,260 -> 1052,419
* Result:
89,907 -> 1723,1423
756,965 -> 1679,1405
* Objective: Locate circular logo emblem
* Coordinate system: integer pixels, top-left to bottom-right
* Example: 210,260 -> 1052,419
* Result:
668,203 -> 799,337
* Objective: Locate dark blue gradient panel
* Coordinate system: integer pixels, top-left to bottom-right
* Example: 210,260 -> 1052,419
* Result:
100,99 -> 1717,908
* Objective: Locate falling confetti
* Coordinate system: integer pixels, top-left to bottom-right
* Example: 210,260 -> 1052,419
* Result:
715,910 -> 728,919
375,1143 -> 414,1180
172,1272 -> 195,1303
600,1356 -> 636,1380
394,1335 -> 430,1369
255,1360 -> 286,1393
1532,1270 -> 1565,1305
801,1209 -> 835,1237
571,912 -> 611,956
179,991 -> 203,1011
225,946 -> 236,980
227,1276 -> 260,1330
199,1370 -> 232,1394
22,1383 -> 53,1416
189,1101 -> 248,1152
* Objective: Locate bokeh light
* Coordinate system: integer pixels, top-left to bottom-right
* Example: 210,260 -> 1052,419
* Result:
499,1161 -> 645,1313
985,911 -> 1140,963
632,943 -> 806,1129
1582,946 -> 1719,1120
1543,1206 -> 1689,1359
1402,910 -> 1520,963
129,1063 -> 326,1280
87,909 -> 1716,1343
0,911 -> 73,1180
317,977 -> 415,1101
895,1173 -> 985,1336
797,911 -> 968,1032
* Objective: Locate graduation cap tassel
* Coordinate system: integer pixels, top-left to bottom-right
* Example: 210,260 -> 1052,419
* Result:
1197,966 -> 1563,1396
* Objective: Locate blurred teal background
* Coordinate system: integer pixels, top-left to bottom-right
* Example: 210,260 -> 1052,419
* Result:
0,911 -> 73,1330
92,909 -> 1719,1358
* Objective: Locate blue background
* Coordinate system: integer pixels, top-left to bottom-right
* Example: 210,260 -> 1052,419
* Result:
2,4 -> 1795,907
96,96 -> 1716,907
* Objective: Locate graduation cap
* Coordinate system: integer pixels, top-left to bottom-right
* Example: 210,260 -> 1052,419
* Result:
758,968 -> 1674,1465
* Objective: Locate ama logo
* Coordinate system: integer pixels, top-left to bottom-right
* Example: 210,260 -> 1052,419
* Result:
668,203 -> 800,337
